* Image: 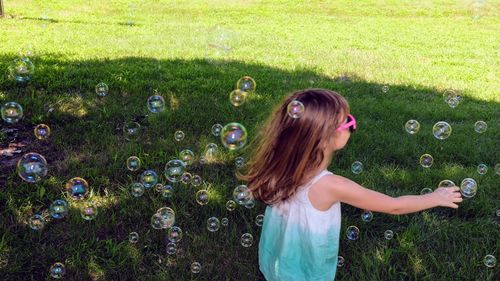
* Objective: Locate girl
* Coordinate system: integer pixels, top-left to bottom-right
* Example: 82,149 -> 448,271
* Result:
238,89 -> 462,281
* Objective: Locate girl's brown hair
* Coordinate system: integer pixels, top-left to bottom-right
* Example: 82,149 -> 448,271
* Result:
238,89 -> 350,205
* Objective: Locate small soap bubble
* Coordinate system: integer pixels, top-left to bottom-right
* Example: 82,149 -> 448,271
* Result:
65,177 -> 89,200
154,183 -> 164,193
474,121 -> 487,133
241,233 -> 254,247
236,76 -> 256,93
191,262 -> 202,274
28,214 -> 46,230
49,262 -> 66,279
155,207 -> 176,229
161,184 -> 174,199
167,226 -> 183,243
191,175 -> 202,187
80,201 -> 98,221
255,214 -> 264,227
123,122 -> 141,141
34,124 -> 51,140
226,200 -> 237,211
460,178 -> 477,198
180,172 -> 192,184
351,161 -> 363,174
233,185 -> 251,205
477,164 -> 488,175
164,159 -> 186,183
443,90 -> 460,108
130,182 -> 145,197
384,230 -> 394,240
126,156 -> 141,172
419,154 -> 434,168
166,242 -> 177,255
95,82 -> 108,97
211,123 -> 223,136
8,57 -> 34,82
432,121 -> 452,140
447,97 -> 459,108
17,152 -> 48,183
405,120 -> 420,134
129,232 -> 139,243
179,149 -> 195,165
346,225 -> 360,241
205,143 -> 218,160
195,190 -> 209,205
483,255 -> 496,268
420,188 -> 433,195
337,256 -> 345,267
147,95 -> 165,113
235,157 -> 245,168
229,89 -> 247,107
1,102 -> 24,123
361,210 -> 373,222
207,217 -> 221,232
141,170 -> 158,189
381,85 -> 389,93
287,100 -> 305,119
221,123 -> 248,150
221,218 -> 229,226
49,199 -> 69,219
438,179 -> 455,188
174,130 -> 185,142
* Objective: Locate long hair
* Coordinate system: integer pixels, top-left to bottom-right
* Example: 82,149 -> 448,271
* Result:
238,89 -> 350,205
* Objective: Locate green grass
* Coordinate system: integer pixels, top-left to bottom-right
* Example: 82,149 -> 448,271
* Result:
0,1 -> 499,280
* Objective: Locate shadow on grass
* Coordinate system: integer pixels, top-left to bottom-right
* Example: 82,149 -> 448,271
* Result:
0,55 -> 498,280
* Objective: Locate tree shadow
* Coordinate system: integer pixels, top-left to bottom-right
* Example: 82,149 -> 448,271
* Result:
0,55 -> 498,281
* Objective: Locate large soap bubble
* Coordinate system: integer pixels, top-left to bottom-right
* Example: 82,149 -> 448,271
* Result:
221,122 -> 247,150
17,153 -> 48,183
236,76 -> 256,93
65,177 -> 89,200
460,178 -> 477,198
8,57 -> 34,82
147,95 -> 165,113
164,159 -> 186,183
432,121 -> 452,140
1,102 -> 24,123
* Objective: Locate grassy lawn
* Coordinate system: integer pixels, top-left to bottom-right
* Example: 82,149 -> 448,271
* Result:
0,0 -> 499,280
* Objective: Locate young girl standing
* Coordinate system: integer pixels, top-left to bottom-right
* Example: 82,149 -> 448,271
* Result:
239,89 -> 462,281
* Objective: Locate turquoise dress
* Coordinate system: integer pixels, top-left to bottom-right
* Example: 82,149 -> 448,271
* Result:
259,170 -> 341,281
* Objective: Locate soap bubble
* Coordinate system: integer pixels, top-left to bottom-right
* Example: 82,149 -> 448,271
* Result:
17,152 -> 48,183
361,210 -> 373,222
337,256 -> 345,267
477,164 -> 488,175
432,121 -> 452,140
205,25 -> 232,64
241,233 -> 254,247
155,207 -> 175,229
496,209 -> 500,217
1,101 -> 24,123
191,175 -> 202,187
229,89 -> 247,107
179,149 -> 195,165
49,199 -> 69,219
346,225 -> 360,241
191,261 -> 202,274
34,124 -> 51,140
130,182 -> 145,197
420,188 -> 433,195
205,143 -> 218,160
221,123 -> 247,150
195,189 -> 209,205
28,214 -> 46,230
351,161 -> 363,174
381,85 -> 389,93
8,57 -> 34,82
211,123 -> 223,136
166,242 -> 177,255
460,178 -> 477,198
233,185 -> 251,205
141,170 -> 158,189
164,159 -> 186,183
123,122 -> 141,141
207,217 -> 221,232
447,97 -> 460,108
174,130 -> 185,142
236,76 -> 256,93
147,95 -> 165,113
404,120 -> 420,134
199,156 -> 206,165
65,177 -> 89,200
287,100 -> 305,119
226,200 -> 237,211
126,156 -> 141,171
154,183 -> 164,193
255,214 -> 264,226
95,82 -> 108,97
419,154 -> 434,168
128,232 -> 139,243
438,180 -> 455,188
474,121 -> 487,133
221,218 -> 229,226
483,255 -> 496,268
245,198 -> 255,209
49,262 -> 66,279
235,157 -> 245,168
167,226 -> 183,243
443,90 -> 460,108
161,184 -> 174,199
384,230 -> 394,240
80,201 -> 98,221
180,172 -> 192,184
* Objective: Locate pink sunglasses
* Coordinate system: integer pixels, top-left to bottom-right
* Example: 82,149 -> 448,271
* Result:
335,114 -> 357,132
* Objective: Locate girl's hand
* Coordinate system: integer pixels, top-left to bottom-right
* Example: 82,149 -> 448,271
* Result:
432,187 -> 463,208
